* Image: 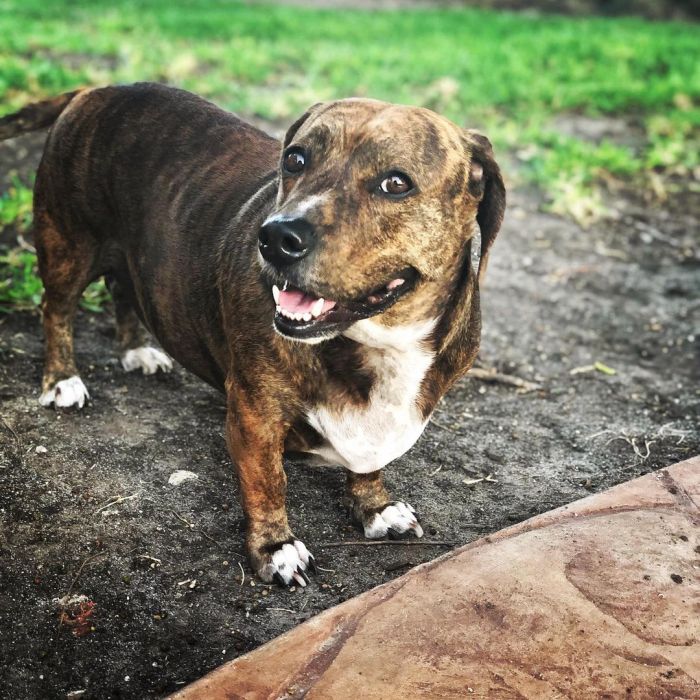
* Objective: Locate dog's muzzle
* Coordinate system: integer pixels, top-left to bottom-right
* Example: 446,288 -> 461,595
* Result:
258,217 -> 315,269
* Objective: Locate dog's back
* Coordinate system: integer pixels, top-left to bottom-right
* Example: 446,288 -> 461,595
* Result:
3,84 -> 281,393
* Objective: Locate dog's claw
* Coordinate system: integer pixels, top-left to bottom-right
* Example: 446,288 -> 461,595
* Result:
387,527 -> 402,540
261,539 -> 316,587
307,555 -> 317,574
292,567 -> 310,587
364,501 -> 424,540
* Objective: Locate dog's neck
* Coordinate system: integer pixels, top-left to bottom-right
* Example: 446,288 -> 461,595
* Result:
305,318 -> 436,473
343,316 -> 436,352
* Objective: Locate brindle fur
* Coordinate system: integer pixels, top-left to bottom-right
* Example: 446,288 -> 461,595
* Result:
0,83 -> 505,582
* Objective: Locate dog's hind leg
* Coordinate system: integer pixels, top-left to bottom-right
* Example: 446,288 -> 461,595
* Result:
106,275 -> 172,376
35,210 -> 96,409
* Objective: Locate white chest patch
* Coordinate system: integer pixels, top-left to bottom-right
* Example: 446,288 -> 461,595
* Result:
305,318 -> 436,473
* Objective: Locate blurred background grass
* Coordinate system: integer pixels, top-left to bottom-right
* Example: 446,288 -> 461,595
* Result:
0,0 -> 698,309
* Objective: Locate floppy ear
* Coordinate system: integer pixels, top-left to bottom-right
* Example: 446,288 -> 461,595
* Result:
283,102 -> 326,149
464,131 -> 506,284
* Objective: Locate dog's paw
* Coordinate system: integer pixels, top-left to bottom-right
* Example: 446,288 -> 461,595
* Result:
39,375 -> 90,409
256,539 -> 317,588
121,346 -> 173,375
364,501 -> 424,539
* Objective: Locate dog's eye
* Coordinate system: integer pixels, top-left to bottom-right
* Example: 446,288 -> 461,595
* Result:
283,148 -> 306,174
378,172 -> 414,197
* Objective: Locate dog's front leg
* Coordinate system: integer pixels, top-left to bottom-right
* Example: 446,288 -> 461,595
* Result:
347,471 -> 424,539
225,386 -> 315,587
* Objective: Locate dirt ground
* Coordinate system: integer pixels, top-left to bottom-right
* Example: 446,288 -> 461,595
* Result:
0,124 -> 698,700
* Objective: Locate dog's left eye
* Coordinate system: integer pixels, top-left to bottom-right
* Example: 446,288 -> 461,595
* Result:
283,148 -> 306,174
378,172 -> 414,197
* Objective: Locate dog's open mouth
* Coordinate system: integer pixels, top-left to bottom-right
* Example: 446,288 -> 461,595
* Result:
271,268 -> 418,340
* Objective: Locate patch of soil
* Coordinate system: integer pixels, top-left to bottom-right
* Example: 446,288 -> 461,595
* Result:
0,127 -> 698,700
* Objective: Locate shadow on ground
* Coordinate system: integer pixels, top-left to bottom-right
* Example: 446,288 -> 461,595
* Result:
0,130 -> 698,699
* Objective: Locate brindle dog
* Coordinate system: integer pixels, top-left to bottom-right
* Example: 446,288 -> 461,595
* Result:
0,83 -> 505,586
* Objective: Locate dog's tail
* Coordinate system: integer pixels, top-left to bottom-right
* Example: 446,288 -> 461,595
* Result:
0,89 -> 86,141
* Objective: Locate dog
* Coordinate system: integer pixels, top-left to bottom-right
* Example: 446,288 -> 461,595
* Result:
0,83 -> 505,586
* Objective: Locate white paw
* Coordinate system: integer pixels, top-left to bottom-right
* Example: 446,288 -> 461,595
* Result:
259,540 -> 316,587
121,346 -> 173,375
364,501 -> 424,539
39,375 -> 90,409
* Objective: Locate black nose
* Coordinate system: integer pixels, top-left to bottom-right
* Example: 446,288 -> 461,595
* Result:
258,218 -> 315,267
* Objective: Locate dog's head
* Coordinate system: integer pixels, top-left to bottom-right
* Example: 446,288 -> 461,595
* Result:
258,99 -> 505,345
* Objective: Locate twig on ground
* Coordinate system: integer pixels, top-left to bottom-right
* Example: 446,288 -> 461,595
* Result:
238,561 -> 245,588
0,415 -> 23,467
604,434 -> 653,461
170,510 -> 220,545
171,511 -> 194,527
137,555 -> 162,568
657,422 -> 691,445
93,492 -> 140,514
65,553 -> 106,597
585,429 -> 615,441
0,414 -> 20,443
462,473 -> 498,486
468,367 -> 540,392
198,529 -> 219,544
267,607 -> 295,614
314,565 -> 336,573
429,418 -> 461,434
587,422 -> 691,462
57,552 -> 107,627
319,540 -> 458,548
632,438 -> 653,460
428,465 -> 442,477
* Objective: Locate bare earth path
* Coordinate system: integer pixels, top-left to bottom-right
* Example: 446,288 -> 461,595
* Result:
0,130 -> 698,699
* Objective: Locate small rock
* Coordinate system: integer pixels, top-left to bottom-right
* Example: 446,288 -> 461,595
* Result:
168,470 -> 199,486
54,594 -> 89,607
35,445 -> 48,454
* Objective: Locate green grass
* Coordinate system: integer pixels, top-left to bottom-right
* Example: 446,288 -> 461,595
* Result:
0,177 -> 110,313
0,176 -> 33,232
0,248 -> 42,312
0,0 -> 698,309
0,246 -> 110,314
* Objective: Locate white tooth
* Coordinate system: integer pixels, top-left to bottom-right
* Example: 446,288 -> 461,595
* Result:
295,312 -> 303,321
302,312 -> 312,322
311,298 -> 325,317
272,285 -> 280,304
282,280 -> 289,291
276,305 -> 281,313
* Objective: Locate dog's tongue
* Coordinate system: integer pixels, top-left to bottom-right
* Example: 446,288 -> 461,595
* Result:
279,288 -> 336,315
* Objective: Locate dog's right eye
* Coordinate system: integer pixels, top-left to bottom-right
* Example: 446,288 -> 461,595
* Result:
283,148 -> 306,174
